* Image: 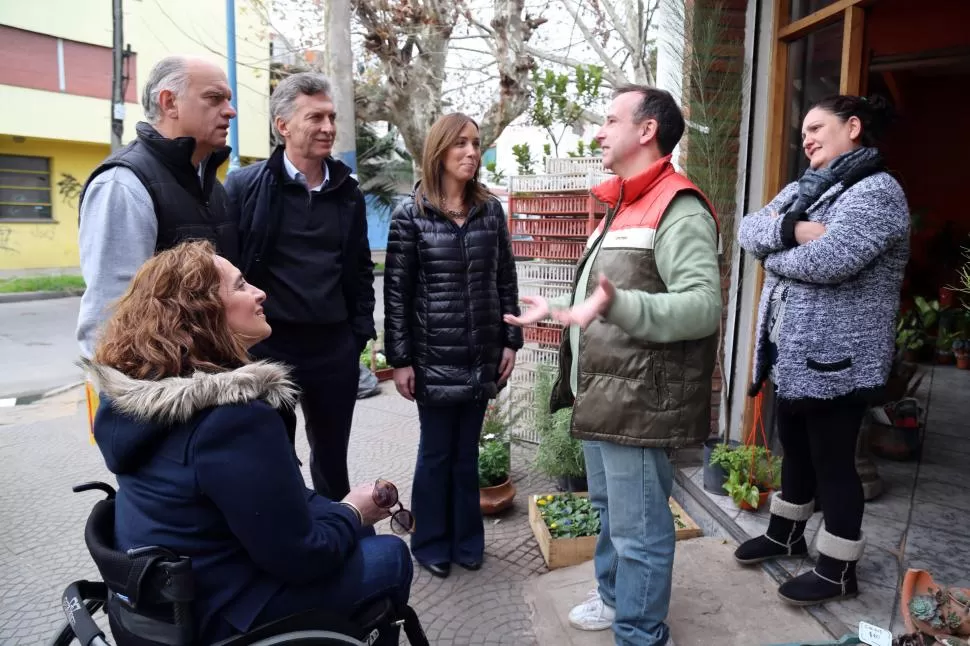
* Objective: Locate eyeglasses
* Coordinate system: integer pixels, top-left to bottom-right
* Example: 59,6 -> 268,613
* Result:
373,479 -> 415,535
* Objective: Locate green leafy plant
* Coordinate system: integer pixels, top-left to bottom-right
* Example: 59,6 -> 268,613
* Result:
358,340 -> 388,369
478,402 -> 511,488
896,296 -> 942,353
723,471 -> 762,508
710,444 -> 780,508
529,65 -> 604,158
535,493 -> 600,539
532,364 -> 585,479
355,122 -> 413,212
908,587 -> 967,634
484,161 -> 506,185
511,143 -> 535,175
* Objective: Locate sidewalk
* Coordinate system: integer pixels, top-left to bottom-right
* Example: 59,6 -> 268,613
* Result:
0,382 -> 836,645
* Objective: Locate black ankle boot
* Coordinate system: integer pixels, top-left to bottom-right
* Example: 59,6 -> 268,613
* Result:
778,527 -> 865,606
735,493 -> 814,565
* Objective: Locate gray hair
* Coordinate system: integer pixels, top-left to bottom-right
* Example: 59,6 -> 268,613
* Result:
142,56 -> 191,124
270,72 -> 333,142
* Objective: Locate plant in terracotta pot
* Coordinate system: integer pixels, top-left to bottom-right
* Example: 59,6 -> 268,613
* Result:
478,401 -> 516,515
903,569 -> 970,640
954,339 -> 970,370
710,444 -> 781,511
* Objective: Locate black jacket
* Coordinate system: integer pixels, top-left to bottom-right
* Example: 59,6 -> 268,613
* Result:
224,146 -> 376,345
384,194 -> 522,405
80,122 -> 238,264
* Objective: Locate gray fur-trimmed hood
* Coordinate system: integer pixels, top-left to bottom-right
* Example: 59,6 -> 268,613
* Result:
81,358 -> 299,426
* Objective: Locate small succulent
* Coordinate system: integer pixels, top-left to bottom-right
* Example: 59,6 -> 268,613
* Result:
946,611 -> 963,631
910,594 -> 941,623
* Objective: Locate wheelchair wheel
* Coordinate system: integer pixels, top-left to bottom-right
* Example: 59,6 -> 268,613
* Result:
244,630 -> 369,645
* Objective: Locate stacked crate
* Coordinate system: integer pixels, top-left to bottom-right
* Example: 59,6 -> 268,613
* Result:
506,165 -> 610,443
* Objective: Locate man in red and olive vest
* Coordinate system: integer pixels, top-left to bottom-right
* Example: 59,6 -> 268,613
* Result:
506,85 -> 721,646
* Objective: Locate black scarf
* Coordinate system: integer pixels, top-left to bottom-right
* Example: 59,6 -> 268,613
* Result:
784,146 -> 884,218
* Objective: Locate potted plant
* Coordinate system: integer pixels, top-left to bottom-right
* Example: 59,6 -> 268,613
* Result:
954,339 -> 970,370
936,330 -> 959,365
897,297 -> 942,363
532,364 -> 587,492
709,444 -> 781,511
702,436 -> 740,495
903,569 -> 970,640
361,338 -> 393,382
479,401 -> 516,515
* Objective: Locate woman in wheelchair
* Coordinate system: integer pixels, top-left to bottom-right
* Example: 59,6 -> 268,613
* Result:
82,240 -> 415,644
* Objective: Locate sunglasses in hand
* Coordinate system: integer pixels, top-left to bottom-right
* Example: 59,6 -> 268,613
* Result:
373,479 -> 415,535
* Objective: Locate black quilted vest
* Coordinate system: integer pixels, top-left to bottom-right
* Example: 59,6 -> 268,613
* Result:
80,122 -> 238,264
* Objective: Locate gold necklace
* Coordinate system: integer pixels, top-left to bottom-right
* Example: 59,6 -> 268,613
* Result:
444,205 -> 467,221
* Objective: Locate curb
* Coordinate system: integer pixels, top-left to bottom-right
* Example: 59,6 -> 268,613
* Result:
0,289 -> 85,304
0,380 -> 85,405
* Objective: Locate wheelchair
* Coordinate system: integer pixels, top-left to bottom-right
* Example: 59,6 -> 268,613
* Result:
51,482 -> 429,646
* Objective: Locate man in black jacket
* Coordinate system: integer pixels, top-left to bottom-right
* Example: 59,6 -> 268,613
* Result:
77,55 -> 238,358
225,72 -> 375,501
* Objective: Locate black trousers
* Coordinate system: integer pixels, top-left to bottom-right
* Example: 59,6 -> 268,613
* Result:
776,393 -> 867,540
252,320 -> 359,500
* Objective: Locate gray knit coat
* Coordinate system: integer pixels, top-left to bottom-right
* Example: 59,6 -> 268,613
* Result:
738,172 -> 910,401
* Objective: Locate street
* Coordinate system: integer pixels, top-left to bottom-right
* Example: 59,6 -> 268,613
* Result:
0,297 -> 83,399
0,276 -> 385,399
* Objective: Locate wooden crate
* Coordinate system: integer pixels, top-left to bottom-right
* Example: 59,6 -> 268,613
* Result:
528,494 -> 598,570
528,494 -> 703,570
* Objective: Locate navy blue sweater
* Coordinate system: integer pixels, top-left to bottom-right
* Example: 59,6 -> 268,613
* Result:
87,360 -> 361,638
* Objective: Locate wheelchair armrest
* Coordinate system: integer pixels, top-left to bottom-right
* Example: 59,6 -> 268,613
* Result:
349,597 -> 395,632
60,581 -> 111,646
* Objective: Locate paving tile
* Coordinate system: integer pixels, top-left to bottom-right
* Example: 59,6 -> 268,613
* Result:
864,492 -> 914,522
823,582 -> 898,635
910,499 -> 970,534
905,526 -> 970,589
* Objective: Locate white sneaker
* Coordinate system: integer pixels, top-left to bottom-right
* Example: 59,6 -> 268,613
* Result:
567,589 -> 615,631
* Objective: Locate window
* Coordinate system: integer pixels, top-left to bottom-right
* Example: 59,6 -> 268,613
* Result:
0,155 -> 53,220
784,19 -> 844,181
789,0 -> 841,21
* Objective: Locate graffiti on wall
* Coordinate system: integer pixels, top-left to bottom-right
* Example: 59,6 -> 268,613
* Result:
57,173 -> 83,209
0,226 -> 17,253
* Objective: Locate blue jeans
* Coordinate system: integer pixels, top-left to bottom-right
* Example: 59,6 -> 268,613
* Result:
411,401 -> 487,565
246,534 -> 413,646
584,441 -> 675,646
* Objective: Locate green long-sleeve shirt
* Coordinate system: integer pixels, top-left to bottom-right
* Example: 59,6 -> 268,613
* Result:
551,193 -> 722,396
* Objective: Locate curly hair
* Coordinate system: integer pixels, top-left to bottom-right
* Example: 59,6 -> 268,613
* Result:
94,240 -> 250,379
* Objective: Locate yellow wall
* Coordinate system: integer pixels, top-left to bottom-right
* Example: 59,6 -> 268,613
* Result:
0,136 -> 108,270
0,0 -> 270,159
0,0 -> 271,270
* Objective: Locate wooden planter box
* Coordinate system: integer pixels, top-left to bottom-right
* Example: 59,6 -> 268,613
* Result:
374,367 -> 393,382
528,493 -> 703,570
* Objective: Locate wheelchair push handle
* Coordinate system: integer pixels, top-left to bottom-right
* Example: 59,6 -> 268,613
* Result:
60,582 -> 110,646
72,482 -> 116,500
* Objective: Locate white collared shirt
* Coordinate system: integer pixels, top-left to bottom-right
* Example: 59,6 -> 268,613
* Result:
283,151 -> 330,192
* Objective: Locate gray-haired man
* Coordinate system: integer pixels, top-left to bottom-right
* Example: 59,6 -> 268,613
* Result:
224,72 -> 375,501
76,56 -> 238,357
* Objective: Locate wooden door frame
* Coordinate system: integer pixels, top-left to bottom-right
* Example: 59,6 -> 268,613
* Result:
738,0 -> 873,440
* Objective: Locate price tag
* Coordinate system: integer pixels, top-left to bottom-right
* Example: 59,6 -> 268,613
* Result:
858,621 -> 892,646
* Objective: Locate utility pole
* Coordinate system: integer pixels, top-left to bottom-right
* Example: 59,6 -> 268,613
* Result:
325,0 -> 357,174
110,0 -> 125,151
226,0 -> 241,172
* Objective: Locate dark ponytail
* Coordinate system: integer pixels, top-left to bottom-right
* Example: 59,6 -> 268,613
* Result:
811,94 -> 894,147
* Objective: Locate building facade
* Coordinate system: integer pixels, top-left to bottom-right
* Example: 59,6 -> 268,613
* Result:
0,1 -> 271,271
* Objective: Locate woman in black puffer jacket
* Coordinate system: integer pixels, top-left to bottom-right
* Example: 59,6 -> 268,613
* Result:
384,113 -> 522,579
